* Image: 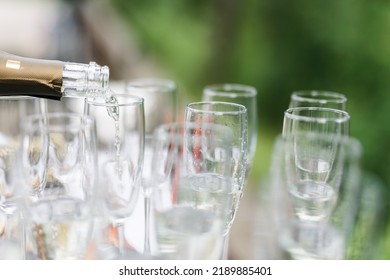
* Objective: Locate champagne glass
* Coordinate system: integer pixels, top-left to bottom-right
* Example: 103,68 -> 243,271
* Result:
282,107 -> 350,222
151,122 -> 235,259
85,93 -> 144,257
21,113 -> 97,260
0,96 -> 46,259
184,101 -> 248,258
289,90 -> 347,110
202,84 -> 257,172
125,78 -> 177,254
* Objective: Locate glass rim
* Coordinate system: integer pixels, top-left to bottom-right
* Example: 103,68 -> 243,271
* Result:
284,107 -> 350,123
23,112 -> 95,125
126,78 -> 177,93
203,83 -> 257,98
0,95 -> 37,101
86,93 -> 144,107
291,90 -> 347,104
186,101 -> 247,116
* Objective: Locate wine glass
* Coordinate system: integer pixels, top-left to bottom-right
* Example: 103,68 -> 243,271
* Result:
0,96 -> 46,259
289,90 -> 347,111
151,122 -> 235,259
84,93 -> 144,257
282,107 -> 350,222
125,78 -> 177,254
21,113 -> 97,260
184,101 -> 248,258
202,83 -> 257,172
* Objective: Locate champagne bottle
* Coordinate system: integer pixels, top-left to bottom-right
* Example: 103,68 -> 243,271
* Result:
0,51 -> 109,100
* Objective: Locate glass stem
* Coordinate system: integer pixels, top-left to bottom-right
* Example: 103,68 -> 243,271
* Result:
221,233 -> 230,259
144,195 -> 151,254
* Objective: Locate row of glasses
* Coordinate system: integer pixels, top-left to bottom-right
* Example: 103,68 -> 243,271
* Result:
0,89 -> 145,259
120,81 -> 251,259
125,81 -> 252,259
0,79 -> 252,260
0,96 -> 46,259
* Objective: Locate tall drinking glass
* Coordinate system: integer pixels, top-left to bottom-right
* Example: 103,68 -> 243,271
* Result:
21,113 -> 97,260
85,93 -> 144,257
126,78 -> 177,254
282,107 -> 350,222
151,122 -> 234,259
184,101 -> 248,258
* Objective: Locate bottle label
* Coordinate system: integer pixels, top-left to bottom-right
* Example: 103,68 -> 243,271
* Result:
0,51 -> 64,100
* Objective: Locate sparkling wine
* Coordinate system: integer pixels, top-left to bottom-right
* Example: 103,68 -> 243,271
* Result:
155,206 -> 224,259
290,181 -> 336,221
103,93 -> 122,175
296,157 -> 331,182
178,173 -> 238,235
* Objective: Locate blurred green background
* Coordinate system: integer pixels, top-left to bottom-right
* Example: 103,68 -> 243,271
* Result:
1,0 -> 390,258
111,0 -> 390,258
109,0 -> 390,186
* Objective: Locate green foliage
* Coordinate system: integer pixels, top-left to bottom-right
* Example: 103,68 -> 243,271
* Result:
111,0 -> 390,190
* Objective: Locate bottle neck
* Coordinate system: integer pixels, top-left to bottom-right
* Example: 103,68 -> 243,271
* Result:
0,51 -> 109,100
62,62 -> 109,98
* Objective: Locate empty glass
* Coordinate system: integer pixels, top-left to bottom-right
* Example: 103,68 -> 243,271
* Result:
282,108 -> 350,222
126,78 -> 177,135
202,84 -> 258,171
126,78 -> 177,254
21,113 -> 97,260
85,93 -> 144,257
